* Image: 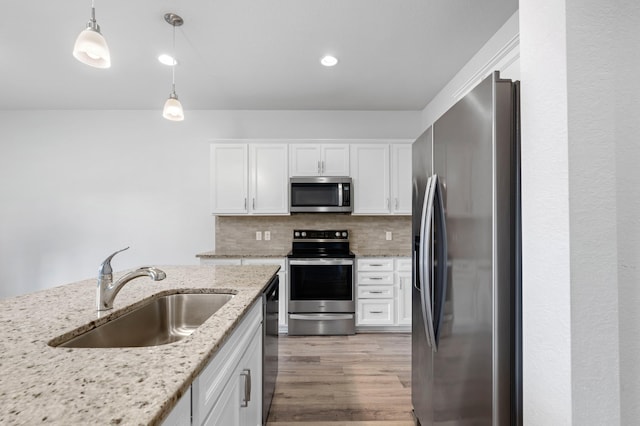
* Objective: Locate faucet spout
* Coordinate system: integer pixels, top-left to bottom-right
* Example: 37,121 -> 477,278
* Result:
96,248 -> 166,311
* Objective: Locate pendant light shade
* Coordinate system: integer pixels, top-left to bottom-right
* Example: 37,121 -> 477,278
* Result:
163,92 -> 184,121
163,13 -> 185,122
73,4 -> 110,69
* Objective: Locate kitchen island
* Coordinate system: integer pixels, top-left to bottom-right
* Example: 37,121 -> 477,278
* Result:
0,264 -> 279,425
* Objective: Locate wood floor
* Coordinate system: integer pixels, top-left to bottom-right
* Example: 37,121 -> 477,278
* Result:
266,333 -> 414,426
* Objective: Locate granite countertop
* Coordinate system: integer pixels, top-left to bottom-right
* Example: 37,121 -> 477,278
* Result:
352,250 -> 411,258
196,250 -> 411,259
0,264 -> 279,426
196,251 -> 287,259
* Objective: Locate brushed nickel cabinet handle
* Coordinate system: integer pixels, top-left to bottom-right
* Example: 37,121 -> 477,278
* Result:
240,369 -> 251,407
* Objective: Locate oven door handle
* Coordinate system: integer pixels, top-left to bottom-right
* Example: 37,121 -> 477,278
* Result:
289,259 -> 354,266
289,314 -> 354,321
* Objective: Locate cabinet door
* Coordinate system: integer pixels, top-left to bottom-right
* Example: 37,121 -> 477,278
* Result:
202,375 -> 241,426
239,328 -> 263,426
390,144 -> 412,215
250,144 -> 289,214
321,144 -> 350,176
289,144 -> 321,176
211,144 -> 248,214
396,271 -> 412,325
350,144 -> 390,214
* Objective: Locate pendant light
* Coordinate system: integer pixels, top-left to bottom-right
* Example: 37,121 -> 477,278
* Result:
73,0 -> 111,68
162,13 -> 185,122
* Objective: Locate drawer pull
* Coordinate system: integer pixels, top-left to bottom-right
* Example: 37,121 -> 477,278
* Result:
368,277 -> 384,280
369,263 -> 384,267
369,291 -> 384,294
369,310 -> 384,314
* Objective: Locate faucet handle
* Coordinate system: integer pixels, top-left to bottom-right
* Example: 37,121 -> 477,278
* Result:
99,246 -> 130,276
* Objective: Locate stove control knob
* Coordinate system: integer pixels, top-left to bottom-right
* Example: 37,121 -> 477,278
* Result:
301,232 -> 307,237
335,232 -> 340,237
342,232 -> 348,237
294,231 -> 300,237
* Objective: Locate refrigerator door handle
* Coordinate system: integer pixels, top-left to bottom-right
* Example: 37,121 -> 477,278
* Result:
419,175 -> 438,350
433,178 -> 448,348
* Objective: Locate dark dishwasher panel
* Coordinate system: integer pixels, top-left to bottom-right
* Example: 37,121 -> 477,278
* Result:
262,276 -> 279,425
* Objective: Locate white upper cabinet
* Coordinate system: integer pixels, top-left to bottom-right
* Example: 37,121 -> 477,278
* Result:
290,143 -> 349,176
351,143 -> 412,215
250,144 -> 289,214
210,144 -> 248,214
351,144 -> 390,214
321,144 -> 350,176
390,144 -> 412,214
211,143 -> 288,215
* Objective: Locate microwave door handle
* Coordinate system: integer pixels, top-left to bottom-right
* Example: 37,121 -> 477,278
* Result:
338,183 -> 343,207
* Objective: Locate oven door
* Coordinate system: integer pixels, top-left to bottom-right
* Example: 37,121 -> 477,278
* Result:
288,258 -> 355,313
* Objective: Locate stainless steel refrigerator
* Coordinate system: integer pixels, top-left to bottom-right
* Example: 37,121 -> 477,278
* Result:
411,71 -> 522,426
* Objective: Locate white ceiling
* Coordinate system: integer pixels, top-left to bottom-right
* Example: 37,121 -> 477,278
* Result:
1,0 -> 518,111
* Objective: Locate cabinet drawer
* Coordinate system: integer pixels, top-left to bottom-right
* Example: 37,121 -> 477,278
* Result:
395,257 -> 412,272
358,285 -> 394,299
357,271 -> 394,285
357,258 -> 394,271
357,299 -> 394,325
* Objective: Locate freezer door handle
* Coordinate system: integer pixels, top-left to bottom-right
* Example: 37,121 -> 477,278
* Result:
418,175 -> 437,350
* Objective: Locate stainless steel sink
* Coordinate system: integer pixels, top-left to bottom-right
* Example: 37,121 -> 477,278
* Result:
56,293 -> 234,348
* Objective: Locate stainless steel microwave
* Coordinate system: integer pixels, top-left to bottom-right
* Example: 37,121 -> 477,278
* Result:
289,177 -> 352,213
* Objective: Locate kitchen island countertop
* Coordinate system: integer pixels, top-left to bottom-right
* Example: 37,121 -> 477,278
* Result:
0,264 -> 279,425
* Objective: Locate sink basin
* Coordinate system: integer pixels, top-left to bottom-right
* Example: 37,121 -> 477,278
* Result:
56,293 -> 234,348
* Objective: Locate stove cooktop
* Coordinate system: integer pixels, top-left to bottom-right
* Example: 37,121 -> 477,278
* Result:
286,250 -> 355,259
288,229 -> 353,259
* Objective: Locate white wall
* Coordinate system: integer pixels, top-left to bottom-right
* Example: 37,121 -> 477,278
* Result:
519,3 -> 574,423
520,0 -> 640,424
613,1 -> 640,423
0,110 -> 421,299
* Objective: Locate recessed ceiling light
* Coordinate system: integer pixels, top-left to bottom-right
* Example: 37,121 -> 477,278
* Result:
158,54 -> 177,66
320,55 -> 338,67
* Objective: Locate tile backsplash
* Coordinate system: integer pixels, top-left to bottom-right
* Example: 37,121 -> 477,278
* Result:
215,214 -> 411,255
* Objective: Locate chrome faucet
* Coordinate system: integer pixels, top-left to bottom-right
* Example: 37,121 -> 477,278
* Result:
97,247 -> 167,311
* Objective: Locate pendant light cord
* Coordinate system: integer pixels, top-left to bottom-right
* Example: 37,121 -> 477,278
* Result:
171,22 -> 177,95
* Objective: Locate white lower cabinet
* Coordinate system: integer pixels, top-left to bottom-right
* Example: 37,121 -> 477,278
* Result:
191,300 -> 263,426
200,257 -> 288,332
356,257 -> 411,330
